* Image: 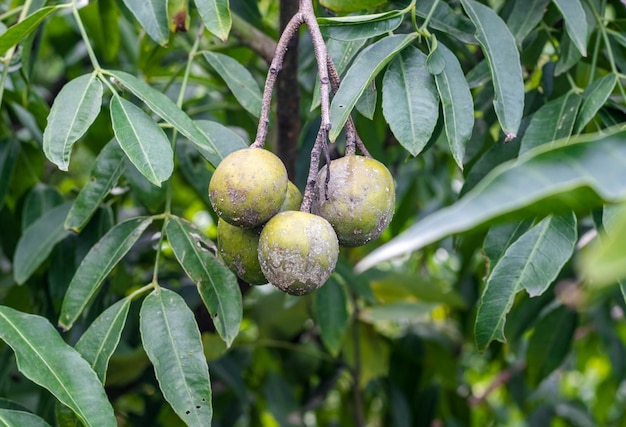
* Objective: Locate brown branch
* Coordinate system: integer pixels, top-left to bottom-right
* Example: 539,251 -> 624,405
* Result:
230,13 -> 276,64
251,13 -> 305,148
300,128 -> 325,213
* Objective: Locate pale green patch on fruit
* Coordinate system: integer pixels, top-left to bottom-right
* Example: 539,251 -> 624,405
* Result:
217,219 -> 267,285
312,155 -> 395,247
209,148 -> 288,228
281,182 -> 303,212
258,211 -> 339,296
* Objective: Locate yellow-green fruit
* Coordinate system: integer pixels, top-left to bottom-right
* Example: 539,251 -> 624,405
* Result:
217,219 -> 267,285
209,148 -> 288,228
312,155 -> 395,247
281,182 -> 303,212
258,211 -> 339,296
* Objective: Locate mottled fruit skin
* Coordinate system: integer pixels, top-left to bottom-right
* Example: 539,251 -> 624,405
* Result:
312,155 -> 395,247
209,148 -> 288,227
217,219 -> 267,285
281,182 -> 303,212
258,211 -> 339,296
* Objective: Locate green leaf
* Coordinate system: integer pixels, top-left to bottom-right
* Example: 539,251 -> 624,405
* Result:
575,74 -> 617,133
195,0 -> 231,41
43,73 -> 103,171
483,221 -> 532,267
21,184 -> 64,230
319,0 -> 387,13
59,217 -> 152,330
13,202 -> 72,285
555,31 -> 582,76
434,43 -> 474,168
75,297 -> 132,383
580,202 -> 626,286
382,46 -> 439,156
65,140 -> 127,232
193,120 -> 247,166
355,131 -> 626,273
506,0 -> 550,46
165,217 -> 242,346
415,0 -> 476,45
0,139 -> 19,211
474,213 -> 577,351
355,81 -> 377,119
120,0 -> 169,45
526,305 -> 577,386
203,51 -> 261,117
460,0 -> 524,139
140,288 -> 212,427
329,34 -> 417,142
553,0 -> 588,56
312,277 -> 349,356
110,94 -> 173,187
321,15 -> 403,41
104,70 -> 217,158
0,306 -> 116,427
0,6 -> 60,56
520,91 -> 581,155
0,409 -> 52,427
311,38 -> 367,111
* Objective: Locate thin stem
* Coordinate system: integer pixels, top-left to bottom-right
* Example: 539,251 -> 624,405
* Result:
301,0 -> 331,133
0,0 -> 34,108
419,0 -> 439,32
251,12 -> 305,148
71,2 -> 101,71
128,282 -> 156,300
326,55 -> 370,157
300,128 -> 325,212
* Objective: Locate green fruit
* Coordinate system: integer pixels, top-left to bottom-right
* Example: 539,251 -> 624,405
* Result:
281,182 -> 303,212
209,148 -> 288,228
312,155 -> 395,247
258,211 -> 339,296
217,219 -> 267,285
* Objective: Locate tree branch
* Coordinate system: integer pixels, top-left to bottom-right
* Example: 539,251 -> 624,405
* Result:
230,13 -> 276,64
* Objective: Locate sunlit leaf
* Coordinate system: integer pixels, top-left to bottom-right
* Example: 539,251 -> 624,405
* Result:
0,306 -> 116,427
165,217 -> 242,346
434,42 -> 474,168
356,131 -> 626,273
580,202 -> 626,286
65,140 -> 127,232
382,46 -> 439,156
43,73 -> 103,171
329,34 -> 417,142
110,95 -> 173,187
13,202 -> 72,285
520,91 -> 581,155
120,0 -> 168,44
475,213 -> 577,351
321,15 -> 403,41
203,51 -> 261,117
195,0 -> 231,41
140,288 -> 212,426
59,217 -> 152,330
460,0 -> 524,139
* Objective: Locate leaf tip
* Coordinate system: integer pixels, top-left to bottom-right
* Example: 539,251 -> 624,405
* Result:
504,132 -> 517,143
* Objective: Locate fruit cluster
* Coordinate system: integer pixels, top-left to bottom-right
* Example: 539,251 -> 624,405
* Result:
209,147 -> 395,296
